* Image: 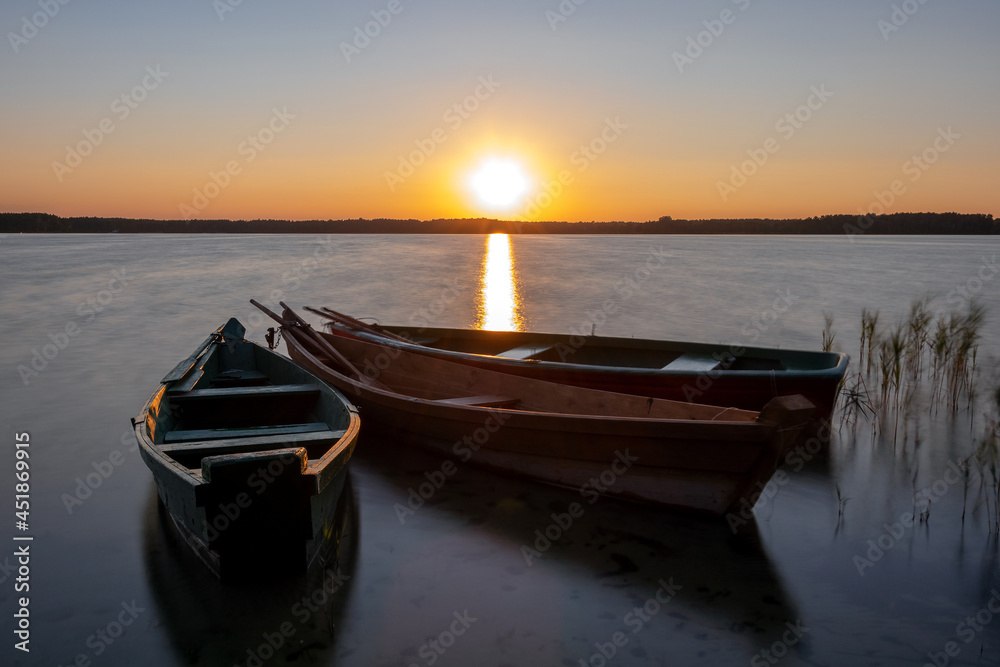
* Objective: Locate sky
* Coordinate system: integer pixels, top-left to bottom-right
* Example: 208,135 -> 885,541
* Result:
1,0 -> 998,222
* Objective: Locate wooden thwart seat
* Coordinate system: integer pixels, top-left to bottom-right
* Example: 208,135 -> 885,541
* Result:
159,424 -> 347,473
160,427 -> 346,453
496,344 -> 554,360
211,369 -> 269,387
163,422 -> 330,444
435,395 -> 520,408
662,353 -> 722,372
169,384 -> 320,401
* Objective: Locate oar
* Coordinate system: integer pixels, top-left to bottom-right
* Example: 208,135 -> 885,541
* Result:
277,302 -> 386,388
250,300 -> 379,388
304,306 -> 412,344
160,326 -> 222,383
309,306 -> 412,343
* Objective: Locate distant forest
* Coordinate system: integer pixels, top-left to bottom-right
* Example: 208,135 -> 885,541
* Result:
1,212 -> 997,235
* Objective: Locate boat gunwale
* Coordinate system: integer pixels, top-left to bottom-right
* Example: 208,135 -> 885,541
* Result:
331,323 -> 851,379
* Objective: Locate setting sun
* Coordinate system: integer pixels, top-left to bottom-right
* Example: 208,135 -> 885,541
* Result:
469,159 -> 530,209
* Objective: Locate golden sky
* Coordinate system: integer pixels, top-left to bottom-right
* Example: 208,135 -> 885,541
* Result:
1,1 -> 998,222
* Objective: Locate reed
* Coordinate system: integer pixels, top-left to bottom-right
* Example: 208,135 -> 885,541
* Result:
975,375 -> 1000,533
835,484 -> 850,522
860,308 -> 880,376
904,297 -> 932,380
937,305 -> 983,410
835,299 -> 991,451
821,311 -> 836,353
831,299 -> 996,534
839,372 -> 876,428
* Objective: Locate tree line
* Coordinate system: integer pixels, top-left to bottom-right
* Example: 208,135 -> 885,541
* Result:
1,212 -> 996,235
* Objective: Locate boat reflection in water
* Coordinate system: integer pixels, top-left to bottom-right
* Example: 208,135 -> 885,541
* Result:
350,439 -> 808,664
477,233 -> 524,332
141,473 -> 357,665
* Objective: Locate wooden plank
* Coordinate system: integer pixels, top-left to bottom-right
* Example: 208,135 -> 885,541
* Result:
168,365 -> 206,394
164,422 -> 330,444
662,353 -> 722,372
496,344 -> 553,360
162,335 -> 216,383
170,384 -> 319,401
214,369 -> 268,384
161,428 -> 346,452
436,395 -> 520,408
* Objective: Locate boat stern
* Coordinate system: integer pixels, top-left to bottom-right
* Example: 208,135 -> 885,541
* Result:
198,448 -> 316,579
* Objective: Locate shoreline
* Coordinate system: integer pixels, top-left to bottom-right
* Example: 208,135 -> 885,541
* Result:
1,211 -> 997,235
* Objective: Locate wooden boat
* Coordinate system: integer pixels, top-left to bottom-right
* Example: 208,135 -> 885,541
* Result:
307,307 -> 848,421
259,303 -> 814,516
132,318 -> 360,580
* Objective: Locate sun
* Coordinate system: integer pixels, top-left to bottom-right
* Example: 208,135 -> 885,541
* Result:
469,158 -> 529,209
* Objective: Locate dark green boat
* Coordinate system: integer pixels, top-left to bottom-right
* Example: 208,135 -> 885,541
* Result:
313,307 -> 848,421
133,318 -> 359,580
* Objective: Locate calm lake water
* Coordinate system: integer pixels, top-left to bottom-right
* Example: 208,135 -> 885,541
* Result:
1,233 -> 999,667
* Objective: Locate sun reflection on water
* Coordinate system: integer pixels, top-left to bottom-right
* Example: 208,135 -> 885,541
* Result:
477,233 -> 523,331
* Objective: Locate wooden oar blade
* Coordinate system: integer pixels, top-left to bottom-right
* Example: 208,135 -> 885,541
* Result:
161,334 -> 215,383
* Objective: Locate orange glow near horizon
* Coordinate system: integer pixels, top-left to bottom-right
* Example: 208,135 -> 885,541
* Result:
1,4 -> 998,223
477,233 -> 523,332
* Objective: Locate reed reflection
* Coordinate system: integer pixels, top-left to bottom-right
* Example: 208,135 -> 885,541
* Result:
477,233 -> 523,331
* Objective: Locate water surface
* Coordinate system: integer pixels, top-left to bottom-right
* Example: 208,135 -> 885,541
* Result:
1,233 -> 999,667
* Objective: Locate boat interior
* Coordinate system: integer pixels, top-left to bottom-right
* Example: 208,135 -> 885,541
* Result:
314,331 -> 761,424
377,326 -> 790,371
147,335 -> 350,473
